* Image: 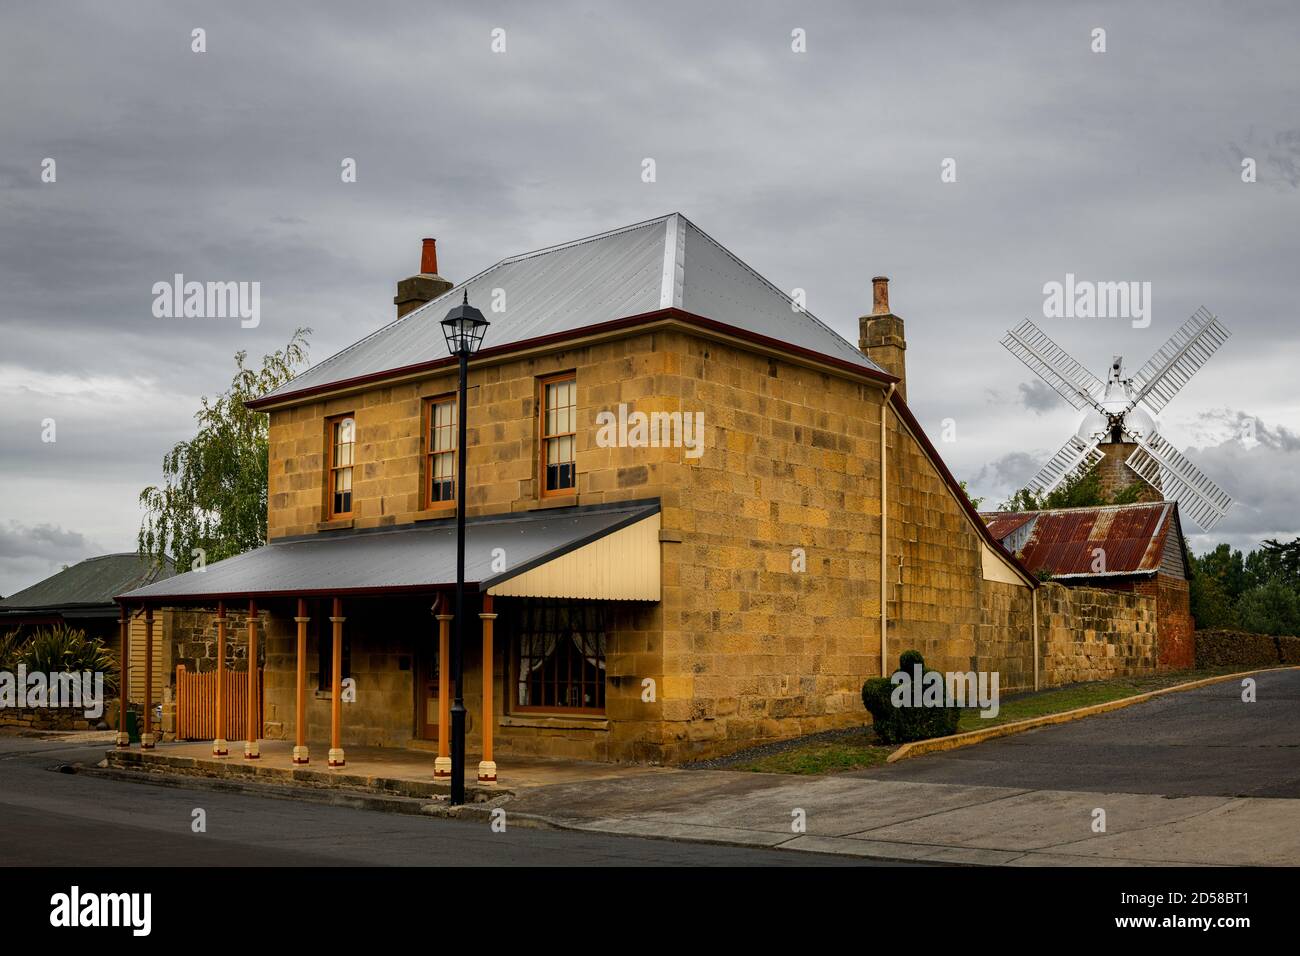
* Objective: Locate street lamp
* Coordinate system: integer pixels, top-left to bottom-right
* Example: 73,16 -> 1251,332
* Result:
441,290 -> 489,806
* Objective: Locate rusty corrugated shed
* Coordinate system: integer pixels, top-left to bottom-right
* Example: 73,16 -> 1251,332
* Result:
980,512 -> 1037,541
981,502 -> 1177,578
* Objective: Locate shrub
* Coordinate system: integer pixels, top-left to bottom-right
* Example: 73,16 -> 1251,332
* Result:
0,629 -> 23,672
16,624 -> 119,693
1237,581 -> 1300,636
861,649 -> 961,744
1194,629 -> 1281,668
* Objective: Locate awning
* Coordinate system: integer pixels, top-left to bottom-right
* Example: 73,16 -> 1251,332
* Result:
117,500 -> 662,604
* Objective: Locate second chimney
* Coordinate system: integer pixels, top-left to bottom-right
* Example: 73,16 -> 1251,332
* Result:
858,276 -> 908,400
394,238 -> 454,318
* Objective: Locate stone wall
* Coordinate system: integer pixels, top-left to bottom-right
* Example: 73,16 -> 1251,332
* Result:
977,580 -> 1036,692
0,707 -> 102,731
168,607 -> 265,678
1038,582 -> 1158,685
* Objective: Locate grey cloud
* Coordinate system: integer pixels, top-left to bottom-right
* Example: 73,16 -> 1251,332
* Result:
968,452 -> 1043,505
0,521 -> 102,597
1,0 -> 1297,570
1018,380 -> 1064,415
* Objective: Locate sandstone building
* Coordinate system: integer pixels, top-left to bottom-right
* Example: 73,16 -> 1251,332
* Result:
120,214 -> 1163,771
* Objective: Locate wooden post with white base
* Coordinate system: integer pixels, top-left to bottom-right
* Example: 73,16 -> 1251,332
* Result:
213,601 -> 229,757
434,601 -> 453,778
244,599 -> 260,759
294,598 -> 310,765
116,605 -> 130,748
329,597 -> 345,768
478,594 -> 497,784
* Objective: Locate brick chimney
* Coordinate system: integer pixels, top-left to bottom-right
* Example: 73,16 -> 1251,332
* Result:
394,238 -> 454,318
859,276 -> 907,400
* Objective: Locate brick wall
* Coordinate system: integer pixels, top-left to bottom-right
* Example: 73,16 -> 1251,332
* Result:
1156,575 -> 1194,669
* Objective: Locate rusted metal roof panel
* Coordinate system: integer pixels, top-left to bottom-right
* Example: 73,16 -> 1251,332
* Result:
983,502 -> 1176,577
980,512 -> 1037,541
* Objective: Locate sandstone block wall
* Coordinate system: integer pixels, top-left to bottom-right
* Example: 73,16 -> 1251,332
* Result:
1038,582 -> 1157,685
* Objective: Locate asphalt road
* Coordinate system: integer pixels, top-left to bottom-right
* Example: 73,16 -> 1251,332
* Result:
860,668 -> 1300,798
0,735 -> 880,867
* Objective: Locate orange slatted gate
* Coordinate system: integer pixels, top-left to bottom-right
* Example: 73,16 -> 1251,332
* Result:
175,665 -> 263,741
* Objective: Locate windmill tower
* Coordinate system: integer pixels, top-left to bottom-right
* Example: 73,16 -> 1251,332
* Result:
1000,307 -> 1233,531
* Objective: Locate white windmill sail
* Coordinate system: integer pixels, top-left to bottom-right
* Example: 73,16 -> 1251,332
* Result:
1001,319 -> 1107,412
1125,431 -> 1233,531
1126,307 -> 1230,414
1024,435 -> 1105,498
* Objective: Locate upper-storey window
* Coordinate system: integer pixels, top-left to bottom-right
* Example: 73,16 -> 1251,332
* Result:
326,414 -> 355,518
424,396 -> 457,508
540,374 -> 576,496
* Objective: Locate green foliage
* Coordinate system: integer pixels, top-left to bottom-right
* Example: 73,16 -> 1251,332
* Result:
1192,544 -> 1249,604
1109,482 -> 1145,505
1189,569 -> 1236,629
1246,538 -> 1300,592
139,329 -> 311,572
861,649 -> 961,744
0,629 -> 23,671
958,480 -> 984,510
11,624 -> 119,692
1190,538 -> 1300,634
1001,460 -> 1138,511
1236,581 -> 1300,636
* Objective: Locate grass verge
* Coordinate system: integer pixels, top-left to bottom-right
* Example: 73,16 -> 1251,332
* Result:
727,666 -> 1255,776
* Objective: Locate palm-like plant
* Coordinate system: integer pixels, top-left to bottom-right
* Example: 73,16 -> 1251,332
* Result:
17,625 -> 119,693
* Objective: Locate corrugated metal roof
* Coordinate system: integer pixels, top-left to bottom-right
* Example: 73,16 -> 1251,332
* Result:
979,502 -> 1177,577
981,512 -> 1037,541
257,214 -> 881,405
117,501 -> 660,603
1,553 -> 173,613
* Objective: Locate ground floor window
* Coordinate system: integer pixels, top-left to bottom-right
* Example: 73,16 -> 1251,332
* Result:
509,600 -> 607,713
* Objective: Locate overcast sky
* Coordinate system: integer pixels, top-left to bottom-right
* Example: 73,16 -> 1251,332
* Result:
2,0 -> 1297,595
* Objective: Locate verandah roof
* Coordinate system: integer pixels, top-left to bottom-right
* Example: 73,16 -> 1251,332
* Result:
116,500 -> 661,604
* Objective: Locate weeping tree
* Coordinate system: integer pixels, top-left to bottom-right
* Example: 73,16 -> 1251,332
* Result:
139,329 -> 310,572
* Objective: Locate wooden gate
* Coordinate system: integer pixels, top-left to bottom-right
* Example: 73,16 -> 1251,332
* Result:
175,664 -> 263,741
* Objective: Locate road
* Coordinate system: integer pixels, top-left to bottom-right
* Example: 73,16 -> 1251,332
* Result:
857,667 -> 1300,798
0,734 -> 880,867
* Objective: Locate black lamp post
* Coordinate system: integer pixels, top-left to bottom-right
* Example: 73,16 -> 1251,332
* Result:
440,290 -> 489,806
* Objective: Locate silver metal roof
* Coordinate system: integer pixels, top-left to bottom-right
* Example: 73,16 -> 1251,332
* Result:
116,501 -> 660,602
258,213 -> 881,404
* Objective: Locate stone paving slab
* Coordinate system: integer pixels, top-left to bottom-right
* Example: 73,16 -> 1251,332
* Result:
506,771 -> 1300,866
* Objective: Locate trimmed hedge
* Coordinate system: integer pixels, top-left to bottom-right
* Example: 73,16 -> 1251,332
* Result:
861,649 -> 961,744
1195,629 -> 1300,668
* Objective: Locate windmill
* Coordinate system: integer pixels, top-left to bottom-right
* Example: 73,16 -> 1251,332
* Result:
1000,307 -> 1233,531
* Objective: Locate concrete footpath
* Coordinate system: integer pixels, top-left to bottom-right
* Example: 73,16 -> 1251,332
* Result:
503,770 -> 1300,866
